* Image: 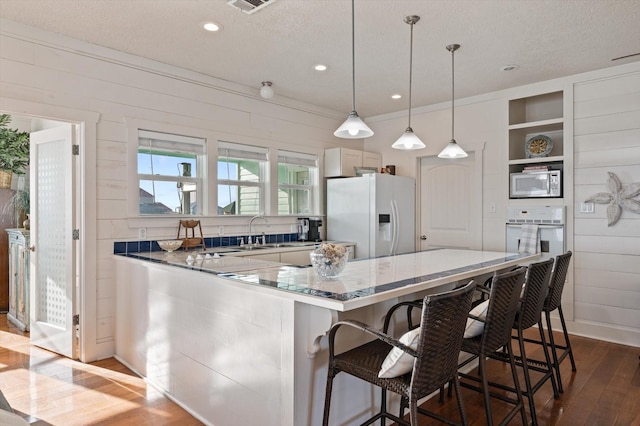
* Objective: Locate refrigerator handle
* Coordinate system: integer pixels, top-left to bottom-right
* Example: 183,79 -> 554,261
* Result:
390,200 -> 399,255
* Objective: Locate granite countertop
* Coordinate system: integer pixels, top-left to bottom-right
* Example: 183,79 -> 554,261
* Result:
121,248 -> 536,311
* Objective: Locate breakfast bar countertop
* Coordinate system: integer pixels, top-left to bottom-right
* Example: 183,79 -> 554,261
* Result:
119,248 -> 538,312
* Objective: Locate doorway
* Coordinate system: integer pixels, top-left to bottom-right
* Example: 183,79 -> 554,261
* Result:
0,99 -> 98,362
417,144 -> 484,251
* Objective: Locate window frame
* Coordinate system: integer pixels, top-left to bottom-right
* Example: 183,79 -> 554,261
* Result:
217,141 -> 269,216
137,129 -> 206,216
276,150 -> 319,216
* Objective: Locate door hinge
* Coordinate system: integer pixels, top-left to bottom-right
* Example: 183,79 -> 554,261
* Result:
72,145 -> 80,155
73,314 -> 80,326
73,229 -> 80,240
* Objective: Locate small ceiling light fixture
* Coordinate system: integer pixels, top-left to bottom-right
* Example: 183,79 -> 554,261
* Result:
392,15 -> 425,150
314,64 -> 328,71
500,64 -> 519,71
391,94 -> 402,100
438,44 -> 468,159
333,0 -> 374,139
260,81 -> 274,99
202,22 -> 221,32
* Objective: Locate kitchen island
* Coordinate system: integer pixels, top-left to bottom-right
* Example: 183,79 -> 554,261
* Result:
114,248 -> 536,426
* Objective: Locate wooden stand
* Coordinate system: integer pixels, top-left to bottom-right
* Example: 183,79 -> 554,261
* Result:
177,220 -> 206,251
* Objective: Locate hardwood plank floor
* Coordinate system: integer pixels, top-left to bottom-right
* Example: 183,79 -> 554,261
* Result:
403,328 -> 640,425
0,313 -> 638,425
0,314 -> 202,425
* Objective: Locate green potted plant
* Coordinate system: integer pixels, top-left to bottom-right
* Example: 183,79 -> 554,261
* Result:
0,114 -> 30,188
2,186 -> 30,229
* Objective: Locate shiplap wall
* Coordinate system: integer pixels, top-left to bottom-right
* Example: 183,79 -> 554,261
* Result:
0,19 -> 358,360
573,71 -> 640,346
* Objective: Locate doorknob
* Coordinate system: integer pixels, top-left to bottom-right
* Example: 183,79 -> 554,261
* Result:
29,246 -> 36,252
420,235 -> 427,240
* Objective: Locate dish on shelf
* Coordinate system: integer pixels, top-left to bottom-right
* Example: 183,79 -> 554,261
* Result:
525,134 -> 553,158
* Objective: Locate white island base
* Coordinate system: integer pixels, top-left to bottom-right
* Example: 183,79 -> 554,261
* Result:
115,249 -> 535,425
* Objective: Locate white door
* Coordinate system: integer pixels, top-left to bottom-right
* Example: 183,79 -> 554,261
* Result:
29,125 -> 78,359
418,151 -> 483,250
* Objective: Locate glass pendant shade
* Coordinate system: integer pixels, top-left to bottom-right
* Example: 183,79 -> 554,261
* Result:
438,139 -> 468,158
334,0 -> 373,139
393,15 -> 424,150
438,43 -> 468,159
334,111 -> 374,138
392,127 -> 426,150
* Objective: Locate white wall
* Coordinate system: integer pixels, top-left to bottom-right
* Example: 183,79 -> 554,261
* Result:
0,19 -> 362,361
572,71 -> 640,346
364,64 -> 640,347
1,18 -> 639,360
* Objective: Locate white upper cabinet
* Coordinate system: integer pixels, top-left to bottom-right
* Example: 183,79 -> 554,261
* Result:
324,148 -> 381,177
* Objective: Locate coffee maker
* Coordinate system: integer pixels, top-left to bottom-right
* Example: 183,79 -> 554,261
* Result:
298,217 -> 323,242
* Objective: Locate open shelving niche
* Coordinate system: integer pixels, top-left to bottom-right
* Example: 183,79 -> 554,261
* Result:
508,90 -> 565,201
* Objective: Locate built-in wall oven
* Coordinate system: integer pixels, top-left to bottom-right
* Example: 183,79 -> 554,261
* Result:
505,206 -> 565,263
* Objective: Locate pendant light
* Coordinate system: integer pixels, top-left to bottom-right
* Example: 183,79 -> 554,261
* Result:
438,44 -> 468,158
334,0 -> 374,139
392,15 -> 425,150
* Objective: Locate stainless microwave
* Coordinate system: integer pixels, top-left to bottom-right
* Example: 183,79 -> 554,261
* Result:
510,170 -> 561,198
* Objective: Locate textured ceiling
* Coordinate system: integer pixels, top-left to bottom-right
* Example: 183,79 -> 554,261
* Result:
1,0 -> 639,118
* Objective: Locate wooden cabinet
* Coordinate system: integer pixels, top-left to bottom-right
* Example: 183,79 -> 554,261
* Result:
324,148 -> 381,177
7,229 -> 29,331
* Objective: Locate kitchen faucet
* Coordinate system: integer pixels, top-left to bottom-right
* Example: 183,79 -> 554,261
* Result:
248,215 -> 269,245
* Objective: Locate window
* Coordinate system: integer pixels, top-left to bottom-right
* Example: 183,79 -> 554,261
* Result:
277,150 -> 318,215
217,142 -> 268,215
138,130 -> 205,215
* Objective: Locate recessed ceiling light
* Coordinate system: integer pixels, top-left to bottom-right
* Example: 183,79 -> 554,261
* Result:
314,64 -> 328,71
202,22 -> 222,32
501,64 -> 519,71
391,94 -> 402,99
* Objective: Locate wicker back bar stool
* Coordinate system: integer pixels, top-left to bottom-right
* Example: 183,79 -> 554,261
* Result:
456,267 -> 528,426
322,281 -> 476,426
488,258 -> 558,425
523,251 -> 576,393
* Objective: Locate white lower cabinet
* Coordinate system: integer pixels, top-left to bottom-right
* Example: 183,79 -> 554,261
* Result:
243,252 -> 280,262
279,249 -> 313,266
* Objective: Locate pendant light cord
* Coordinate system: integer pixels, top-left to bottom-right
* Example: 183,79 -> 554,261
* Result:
451,46 -> 455,140
408,19 -> 414,129
350,0 -> 356,112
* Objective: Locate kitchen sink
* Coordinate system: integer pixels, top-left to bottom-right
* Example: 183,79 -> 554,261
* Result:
235,245 -> 267,251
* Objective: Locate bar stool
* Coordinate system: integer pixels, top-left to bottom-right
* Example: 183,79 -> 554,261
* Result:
177,220 -> 206,251
322,281 -> 476,426
456,267 -> 528,426
524,251 -> 576,393
488,258 -> 558,425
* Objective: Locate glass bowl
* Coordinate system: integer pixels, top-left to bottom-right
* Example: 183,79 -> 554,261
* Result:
310,250 -> 348,279
158,239 -> 183,252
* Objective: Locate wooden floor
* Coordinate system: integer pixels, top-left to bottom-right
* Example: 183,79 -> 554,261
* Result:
0,315 -> 202,425
0,313 -> 638,425
403,327 -> 640,426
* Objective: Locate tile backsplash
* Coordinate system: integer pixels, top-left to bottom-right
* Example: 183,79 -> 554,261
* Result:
114,233 -> 300,254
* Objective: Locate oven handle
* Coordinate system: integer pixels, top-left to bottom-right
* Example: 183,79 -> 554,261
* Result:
506,224 -> 564,229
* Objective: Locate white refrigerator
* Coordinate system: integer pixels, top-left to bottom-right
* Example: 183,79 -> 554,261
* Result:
327,173 -> 416,259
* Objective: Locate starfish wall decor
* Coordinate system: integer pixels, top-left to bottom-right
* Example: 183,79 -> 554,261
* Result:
585,171 -> 640,226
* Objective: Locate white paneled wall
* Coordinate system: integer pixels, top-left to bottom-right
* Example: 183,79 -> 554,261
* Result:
0,19 -> 357,360
2,18 -> 640,360
573,71 -> 640,346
